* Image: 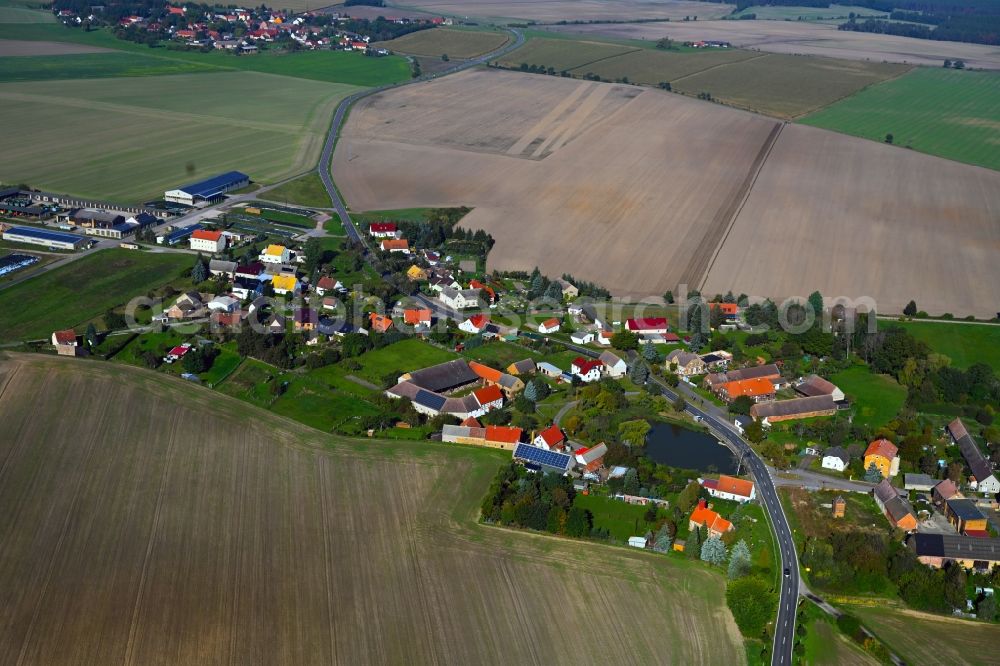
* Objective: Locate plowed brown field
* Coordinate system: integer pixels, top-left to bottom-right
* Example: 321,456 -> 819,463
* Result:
333,68 -> 1000,317
0,355 -> 745,665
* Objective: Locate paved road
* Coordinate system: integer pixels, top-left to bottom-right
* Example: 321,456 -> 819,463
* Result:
648,372 -> 797,666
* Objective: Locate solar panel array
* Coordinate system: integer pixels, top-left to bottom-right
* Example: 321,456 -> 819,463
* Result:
414,389 -> 446,412
6,226 -> 84,243
513,443 -> 572,472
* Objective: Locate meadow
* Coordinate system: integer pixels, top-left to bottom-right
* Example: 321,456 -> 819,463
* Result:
0,249 -> 189,342
732,4 -> 885,20
0,355 -> 747,664
829,365 -> 906,429
377,27 -> 510,59
0,51 -> 217,81
0,71 -> 358,201
800,68 -> 1000,171
889,320 -> 1000,371
262,172 -> 331,208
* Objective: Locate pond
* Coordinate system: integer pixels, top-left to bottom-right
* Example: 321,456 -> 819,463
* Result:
644,421 -> 738,474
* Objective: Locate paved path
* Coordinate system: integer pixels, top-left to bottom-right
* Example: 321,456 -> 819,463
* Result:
552,400 -> 577,425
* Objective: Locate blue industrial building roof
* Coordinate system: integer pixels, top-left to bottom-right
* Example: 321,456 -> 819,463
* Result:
513,443 -> 572,473
4,226 -> 85,244
163,223 -> 203,245
178,171 -> 249,199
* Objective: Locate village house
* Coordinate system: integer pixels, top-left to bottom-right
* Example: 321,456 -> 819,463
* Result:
903,473 -> 937,492
709,302 -> 739,322
469,361 -> 524,397
575,443 -> 608,473
533,424 -> 566,451
189,229 -> 226,253
469,279 -> 495,303
459,314 -> 490,334
403,308 -> 433,328
702,475 -> 756,503
864,438 -> 900,479
406,265 -> 428,281
908,533 -> 1000,571
231,277 -> 261,300
948,418 -> 1000,494
571,330 -> 595,345
945,498 -> 989,536
512,442 -> 574,474
369,313 -> 393,333
368,222 -> 397,238
700,351 -> 732,371
795,374 -> 845,401
571,357 -> 603,383
626,317 -> 669,335
429,275 -> 461,293
872,479 -> 918,531
236,261 -> 265,280
472,385 -> 504,413
314,275 -> 338,296
261,244 -> 291,265
536,362 -> 562,378
381,238 -> 409,254
270,274 -> 299,295
164,291 -> 205,320
689,499 -> 733,538
439,287 -> 480,310
538,317 -> 561,334
208,259 -> 237,278
750,395 -> 837,423
552,277 -> 578,298
716,377 -> 775,403
665,350 -> 705,376
821,446 -> 850,472
442,424 -> 524,450
506,359 -> 536,376
207,295 -> 240,313
51,329 -> 81,356
293,308 -> 318,331
599,350 -> 627,378
933,479 -> 962,505
705,363 -> 781,390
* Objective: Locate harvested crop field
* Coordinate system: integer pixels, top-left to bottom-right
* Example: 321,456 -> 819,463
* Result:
0,71 -> 358,201
0,38 -> 109,55
377,27 -> 509,58
334,67 -> 1000,317
386,0 -> 734,22
548,20 -> 1000,70
0,355 -> 746,665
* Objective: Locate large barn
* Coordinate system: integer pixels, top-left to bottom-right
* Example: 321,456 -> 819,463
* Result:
164,171 -> 250,205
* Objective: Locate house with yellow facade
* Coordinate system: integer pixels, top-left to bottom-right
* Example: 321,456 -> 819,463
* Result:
863,438 -> 899,478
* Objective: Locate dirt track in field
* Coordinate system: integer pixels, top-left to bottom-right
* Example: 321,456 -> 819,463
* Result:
333,67 -> 1000,317
0,355 -> 744,665
547,21 -> 1000,70
0,39 -> 111,56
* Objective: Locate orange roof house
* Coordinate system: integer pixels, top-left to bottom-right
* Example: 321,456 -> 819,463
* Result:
689,499 -> 733,539
709,302 -> 739,316
469,360 -> 502,384
380,238 -> 409,253
864,438 -> 899,479
717,377 -> 775,402
704,475 -> 756,502
469,279 -> 495,302
473,384 -> 504,408
403,308 -> 432,325
368,312 -> 393,333
485,425 -> 522,446
460,416 -> 482,428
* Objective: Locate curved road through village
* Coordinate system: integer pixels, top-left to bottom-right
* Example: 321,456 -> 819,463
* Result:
315,32 -> 796,665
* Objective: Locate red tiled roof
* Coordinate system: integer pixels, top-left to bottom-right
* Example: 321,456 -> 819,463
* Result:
168,345 -> 189,356
716,475 -> 754,498
662,332 -> 681,342
191,229 -> 223,241
473,384 -> 504,406
720,377 -> 775,399
460,416 -> 482,428
369,313 -> 393,332
465,314 -> 489,330
469,361 -> 502,383
541,317 -> 560,328
626,317 -> 668,331
317,275 -> 336,290
537,424 -> 564,447
381,239 -> 409,251
709,302 -> 739,315
486,425 -> 522,444
865,438 -> 898,460
573,357 -> 603,374
52,329 -> 76,345
369,222 -> 396,233
403,308 -> 432,325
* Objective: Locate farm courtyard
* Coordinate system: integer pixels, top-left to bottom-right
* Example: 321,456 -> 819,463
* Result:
333,67 -> 1000,318
0,355 -> 745,664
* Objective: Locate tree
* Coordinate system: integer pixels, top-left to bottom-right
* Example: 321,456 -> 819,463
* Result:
885,133 -> 894,144
954,59 -> 965,69
191,254 -> 208,283
652,524 -> 672,553
947,461 -> 964,484
302,237 -> 322,276
744,419 -> 765,443
903,300 -> 917,316
564,506 -> 592,537
977,594 -> 996,621
85,322 -> 98,348
629,360 -> 650,385
726,576 -> 776,637
610,330 -> 639,351
728,539 -> 752,580
943,59 -> 952,68
730,395 -> 754,416
663,290 -> 674,304
943,563 -> 967,609
807,291 -> 824,322
441,53 -> 449,61
619,419 -> 651,447
642,343 -> 659,362
673,395 -> 687,412
701,535 -> 727,565
524,380 -> 539,402
864,462 -> 884,483
623,468 -> 639,494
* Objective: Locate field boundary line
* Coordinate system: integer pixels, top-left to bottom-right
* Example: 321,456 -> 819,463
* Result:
562,47 -> 643,73
696,121 -> 784,292
670,51 -> 768,85
790,63 -> 915,121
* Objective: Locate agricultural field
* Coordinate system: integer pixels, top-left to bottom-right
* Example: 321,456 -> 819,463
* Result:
829,366 -> 906,429
0,249 -> 189,342
262,172 -> 332,208
846,603 -> 1000,666
803,610 -> 879,666
498,37 -> 639,72
889,320 -> 1000,371
0,355 -> 747,664
547,20 -> 1000,70
671,53 -> 909,118
0,3 -> 52,22
801,68 -> 1000,171
731,4 -> 886,21
567,46 -> 753,86
386,0 -> 733,22
0,51 -> 219,81
335,67 -> 1000,317
376,27 -> 509,58
0,39 -> 106,55
0,71 -> 358,201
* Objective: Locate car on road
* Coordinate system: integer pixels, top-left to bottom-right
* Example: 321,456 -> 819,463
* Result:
784,568 -> 790,577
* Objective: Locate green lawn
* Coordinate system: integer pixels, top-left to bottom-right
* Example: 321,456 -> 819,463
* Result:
801,68 -> 1000,171
0,71 -> 358,201
200,346 -> 242,386
0,51 -> 218,82
574,493 -> 666,542
112,329 -> 190,367
461,341 -> 536,369
262,172 -> 331,208
889,320 -> 1000,371
344,338 -> 458,387
0,249 -> 189,342
215,358 -> 280,408
0,4 -> 53,21
831,365 -> 906,429
270,376 -> 380,432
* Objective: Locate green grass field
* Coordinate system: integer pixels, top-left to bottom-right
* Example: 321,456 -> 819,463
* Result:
377,27 -> 509,58
498,37 -> 638,72
732,4 -> 885,20
348,338 -> 458,385
574,494 -> 666,541
0,51 -> 218,81
890,320 -> 1000,371
830,365 -> 906,429
262,172 -> 331,208
0,71 -> 358,200
0,249 -> 189,342
0,4 -> 52,21
673,53 -> 909,119
800,68 -> 1000,171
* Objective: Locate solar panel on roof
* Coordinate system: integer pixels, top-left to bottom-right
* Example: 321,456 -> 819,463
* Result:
6,226 -> 84,243
178,171 -> 249,198
513,443 -> 571,471
414,389 -> 446,412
